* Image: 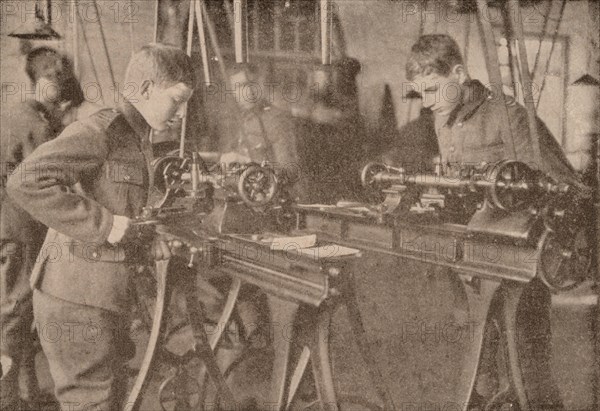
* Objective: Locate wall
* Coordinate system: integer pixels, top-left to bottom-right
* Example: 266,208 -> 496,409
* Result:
1,0 -> 155,120
2,0 -> 598,164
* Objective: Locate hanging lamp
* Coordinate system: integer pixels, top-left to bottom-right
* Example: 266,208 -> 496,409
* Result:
8,0 -> 61,40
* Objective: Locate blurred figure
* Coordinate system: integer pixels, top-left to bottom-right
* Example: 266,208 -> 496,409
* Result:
221,63 -> 307,201
0,46 -> 83,410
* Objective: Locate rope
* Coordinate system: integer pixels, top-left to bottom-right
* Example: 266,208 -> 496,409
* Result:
475,0 -> 518,159
531,0 -> 552,82
508,0 -> 542,165
536,0 -> 567,110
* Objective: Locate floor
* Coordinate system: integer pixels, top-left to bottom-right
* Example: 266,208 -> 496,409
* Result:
30,275 -> 597,411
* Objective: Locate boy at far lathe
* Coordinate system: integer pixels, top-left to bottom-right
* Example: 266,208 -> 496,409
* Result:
406,34 -> 576,183
6,43 -> 195,410
405,34 -> 577,406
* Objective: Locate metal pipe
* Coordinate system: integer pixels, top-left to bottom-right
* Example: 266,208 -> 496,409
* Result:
320,0 -> 331,65
76,4 -> 106,105
194,0 -> 211,83
92,0 -> 116,89
153,0 -> 160,42
128,0 -> 136,55
233,0 -> 246,63
72,0 -> 79,76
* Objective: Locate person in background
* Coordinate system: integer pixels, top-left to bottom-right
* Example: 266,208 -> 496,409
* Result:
0,46 -> 83,410
220,63 -> 307,202
6,43 -> 194,410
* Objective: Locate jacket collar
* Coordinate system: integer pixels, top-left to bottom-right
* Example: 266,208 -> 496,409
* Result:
445,79 -> 490,127
118,98 -> 151,141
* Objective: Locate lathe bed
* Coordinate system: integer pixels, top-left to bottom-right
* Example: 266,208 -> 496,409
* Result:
293,205 -> 540,283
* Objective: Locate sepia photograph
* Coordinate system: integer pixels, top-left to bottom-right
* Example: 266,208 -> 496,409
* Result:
0,0 -> 598,410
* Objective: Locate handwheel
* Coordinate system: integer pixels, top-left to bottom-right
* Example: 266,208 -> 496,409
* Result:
360,162 -> 389,189
485,160 -> 535,211
158,368 -> 201,411
152,156 -> 191,194
238,164 -> 279,207
538,228 -> 591,292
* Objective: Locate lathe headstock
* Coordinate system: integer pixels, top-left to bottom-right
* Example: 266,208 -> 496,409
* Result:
358,160 -> 594,291
139,152 -> 295,235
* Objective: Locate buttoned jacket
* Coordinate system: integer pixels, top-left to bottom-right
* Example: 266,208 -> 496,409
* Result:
435,80 -> 576,183
6,101 -> 152,313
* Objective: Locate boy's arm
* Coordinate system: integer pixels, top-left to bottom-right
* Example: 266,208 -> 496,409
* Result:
506,103 -> 577,182
6,121 -> 114,244
1,106 -> 46,172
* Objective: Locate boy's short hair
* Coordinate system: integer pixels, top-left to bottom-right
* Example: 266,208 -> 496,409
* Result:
26,46 -> 63,84
406,34 -> 464,81
125,43 -> 196,89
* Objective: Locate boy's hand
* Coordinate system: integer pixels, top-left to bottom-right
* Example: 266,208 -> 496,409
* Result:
107,215 -> 155,248
107,215 -> 133,244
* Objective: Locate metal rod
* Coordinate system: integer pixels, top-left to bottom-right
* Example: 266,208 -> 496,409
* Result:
72,0 -> 79,77
194,0 -> 211,84
92,0 -> 116,89
153,0 -> 160,42
320,0 -> 331,65
76,4 -> 106,105
233,0 -> 247,63
179,0 -> 196,158
507,0 -> 542,165
128,0 -> 136,56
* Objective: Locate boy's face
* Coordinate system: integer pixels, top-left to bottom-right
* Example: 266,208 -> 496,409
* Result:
36,76 -> 72,121
413,68 -> 464,117
142,81 -> 194,131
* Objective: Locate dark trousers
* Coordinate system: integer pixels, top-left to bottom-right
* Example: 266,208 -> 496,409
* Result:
33,290 -> 135,411
0,240 -> 38,408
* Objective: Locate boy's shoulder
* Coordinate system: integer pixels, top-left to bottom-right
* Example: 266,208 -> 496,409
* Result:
55,107 -> 130,147
74,107 -> 132,138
